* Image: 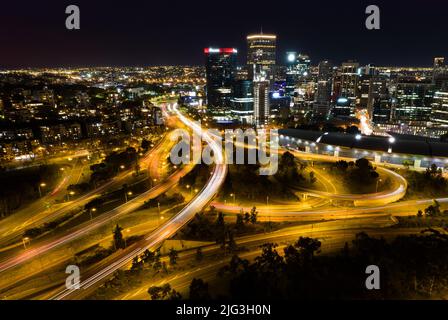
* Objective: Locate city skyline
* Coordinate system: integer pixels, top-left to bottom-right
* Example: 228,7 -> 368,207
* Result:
1,0 -> 448,68
2,0 -> 448,306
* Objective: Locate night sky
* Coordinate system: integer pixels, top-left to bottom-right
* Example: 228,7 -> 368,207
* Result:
1,0 -> 447,68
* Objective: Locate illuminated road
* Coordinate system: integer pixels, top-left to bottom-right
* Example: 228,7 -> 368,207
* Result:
211,197 -> 448,222
0,136 -> 170,249
48,102 -> 227,300
233,134 -> 408,206
293,166 -> 407,206
0,159 -> 87,245
118,214 -> 405,300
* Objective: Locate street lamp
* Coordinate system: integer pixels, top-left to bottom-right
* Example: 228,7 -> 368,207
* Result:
90,207 -> 97,220
186,184 -> 191,195
38,182 -> 46,198
125,191 -> 133,202
151,178 -> 157,188
67,191 -> 75,201
230,193 -> 236,203
376,178 -> 382,193
120,165 -> 125,170
22,237 -> 30,249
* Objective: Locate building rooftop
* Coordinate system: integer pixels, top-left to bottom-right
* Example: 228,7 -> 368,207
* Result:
279,129 -> 448,158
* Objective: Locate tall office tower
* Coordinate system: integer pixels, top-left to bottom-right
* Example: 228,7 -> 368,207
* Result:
247,33 -> 277,82
297,54 -> 311,77
313,60 -> 333,117
253,66 -> 270,126
235,66 -> 250,80
285,51 -> 299,97
230,79 -> 254,124
357,65 -> 388,118
431,91 -> 448,125
372,97 -> 393,124
340,61 -> 360,115
393,78 -> 434,122
433,57 -> 448,90
204,47 -> 237,111
434,57 -> 445,69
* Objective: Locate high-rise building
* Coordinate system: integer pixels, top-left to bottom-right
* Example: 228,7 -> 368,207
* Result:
357,65 -> 388,118
230,79 -> 254,124
332,97 -> 352,117
314,60 -> 333,117
431,91 -> 448,125
433,57 -> 448,90
434,57 -> 445,69
253,66 -> 270,126
285,51 -> 299,97
340,61 -> 360,115
204,47 -> 237,111
297,54 -> 311,77
393,78 -> 434,122
372,96 -> 393,124
247,33 -> 277,82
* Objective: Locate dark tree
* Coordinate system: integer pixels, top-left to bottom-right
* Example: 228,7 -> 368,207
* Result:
113,224 -> 125,250
195,247 -> 204,262
169,248 -> 179,266
189,278 -> 211,300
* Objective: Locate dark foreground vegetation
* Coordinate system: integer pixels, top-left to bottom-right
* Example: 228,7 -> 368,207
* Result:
214,231 -> 448,299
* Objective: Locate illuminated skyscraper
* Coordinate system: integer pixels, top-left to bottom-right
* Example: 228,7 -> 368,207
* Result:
434,57 -> 445,69
431,91 -> 448,125
297,54 -> 311,77
285,51 -> 299,97
247,33 -> 277,82
204,47 -> 237,111
433,57 -> 448,90
314,60 -> 333,117
393,78 -> 434,122
230,79 -> 254,124
340,61 -> 360,115
253,66 -> 270,126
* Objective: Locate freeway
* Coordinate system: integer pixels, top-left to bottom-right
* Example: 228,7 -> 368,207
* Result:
0,147 -> 194,275
211,196 -> 448,222
118,214 -> 406,300
48,102 -> 227,300
0,159 -> 87,244
293,164 -> 407,207
232,132 -> 408,206
0,130 -> 176,249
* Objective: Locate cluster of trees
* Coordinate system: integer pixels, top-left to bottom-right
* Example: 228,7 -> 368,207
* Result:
404,164 -> 448,198
179,164 -> 212,191
331,158 -> 379,192
417,200 -> 448,218
178,207 -> 259,250
0,164 -> 59,218
130,246 -> 181,275
89,147 -> 138,186
217,231 -> 448,299
23,210 -> 78,239
130,248 -> 167,273
147,278 -> 211,300
222,153 -> 304,202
